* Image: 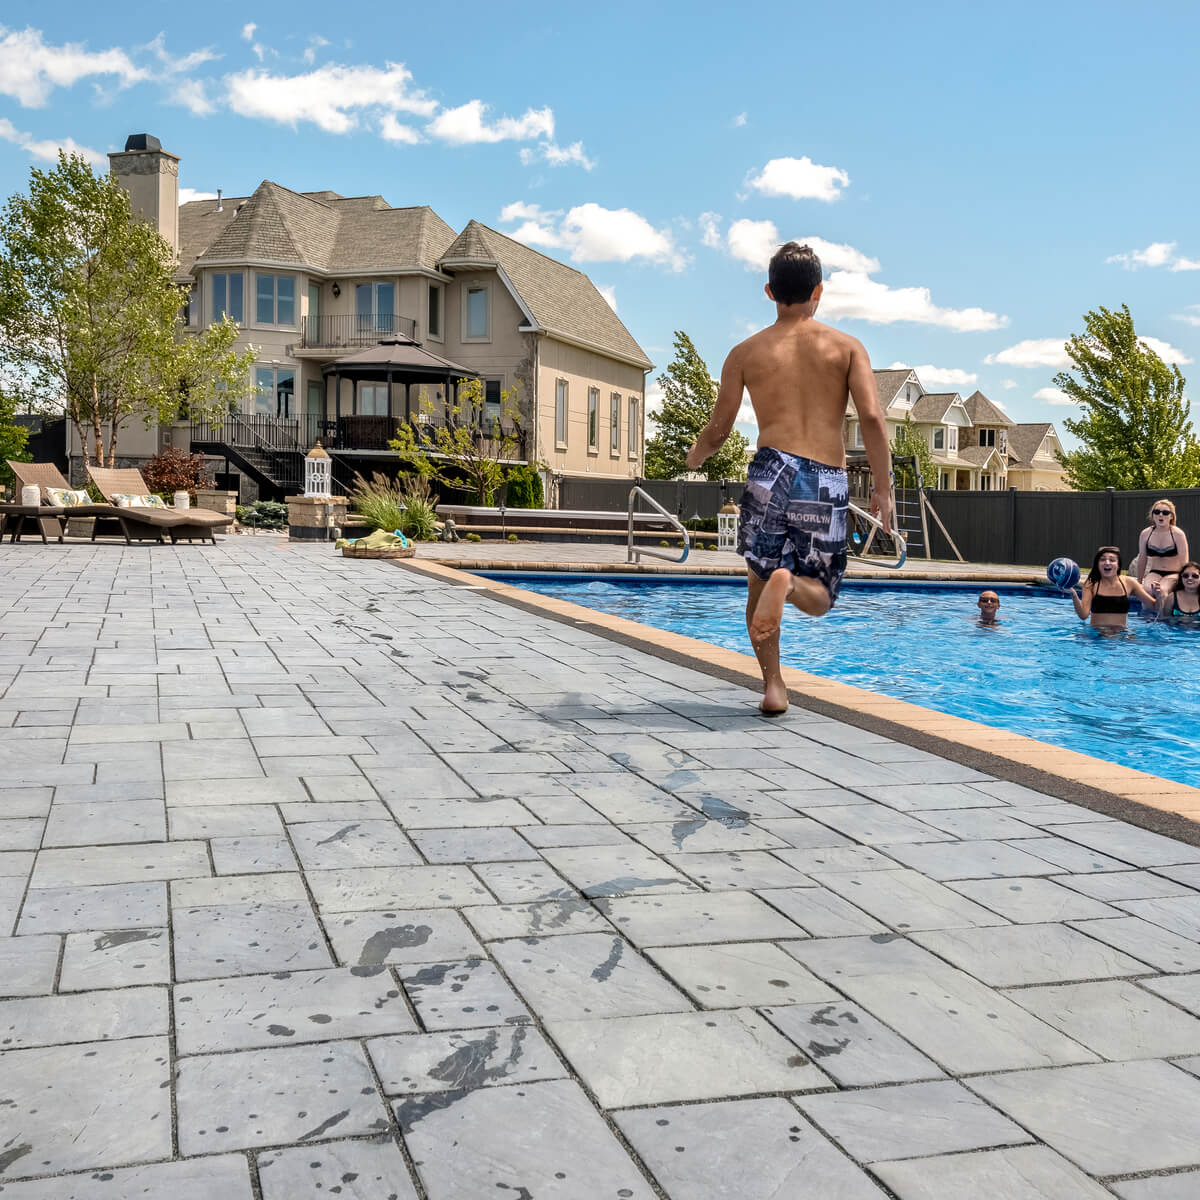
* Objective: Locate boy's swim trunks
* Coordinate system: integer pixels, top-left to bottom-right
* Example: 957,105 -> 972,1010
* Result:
738,446 -> 849,603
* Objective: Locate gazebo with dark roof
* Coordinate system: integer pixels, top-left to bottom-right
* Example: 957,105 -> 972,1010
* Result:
321,338 -> 479,452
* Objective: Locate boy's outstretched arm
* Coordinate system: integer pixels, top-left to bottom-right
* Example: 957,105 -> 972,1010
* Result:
686,348 -> 744,471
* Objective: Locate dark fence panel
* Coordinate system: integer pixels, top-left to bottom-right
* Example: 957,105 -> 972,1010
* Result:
557,477 -> 745,518
925,488 -> 1200,567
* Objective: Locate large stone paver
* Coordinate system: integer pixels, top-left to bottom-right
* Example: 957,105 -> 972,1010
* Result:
2,539 -> 1199,1194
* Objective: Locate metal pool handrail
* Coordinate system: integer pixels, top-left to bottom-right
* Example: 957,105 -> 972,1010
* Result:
848,501 -> 907,569
627,487 -> 690,565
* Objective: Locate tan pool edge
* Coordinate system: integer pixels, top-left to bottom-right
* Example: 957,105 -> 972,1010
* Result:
398,558 -> 1200,847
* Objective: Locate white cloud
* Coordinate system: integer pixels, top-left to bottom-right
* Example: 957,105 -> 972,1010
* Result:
645,380 -> 664,418
733,112 -> 747,127
736,387 -> 758,432
1175,305 -> 1200,328
0,26 -> 147,106
984,338 -> 1071,368
889,362 -> 978,389
520,139 -> 594,170
500,202 -> 686,271
1140,336 -> 1192,365
724,218 -> 1004,330
1002,379 -> 1018,389
1035,387 -> 1074,405
597,285 -> 617,313
1107,241 -> 1200,272
179,187 -> 218,204
143,34 -> 219,76
379,113 -> 420,144
226,61 -> 436,133
699,212 -> 722,249
746,155 -> 849,203
303,35 -> 329,65
241,23 -> 257,41
171,78 -> 215,116
427,99 -> 553,145
0,117 -> 106,167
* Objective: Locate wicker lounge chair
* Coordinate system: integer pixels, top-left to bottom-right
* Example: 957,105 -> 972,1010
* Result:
5,460 -> 161,543
87,466 -> 232,543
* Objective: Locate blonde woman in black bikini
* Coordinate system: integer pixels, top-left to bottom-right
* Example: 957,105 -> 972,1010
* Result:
1135,498 -> 1190,602
1070,546 -> 1158,630
1159,561 -> 1200,623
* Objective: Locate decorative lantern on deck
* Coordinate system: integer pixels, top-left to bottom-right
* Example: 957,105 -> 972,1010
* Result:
304,441 -> 332,498
718,501 -> 740,551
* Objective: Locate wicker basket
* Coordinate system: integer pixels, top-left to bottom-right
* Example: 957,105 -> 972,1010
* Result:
340,543 -> 415,560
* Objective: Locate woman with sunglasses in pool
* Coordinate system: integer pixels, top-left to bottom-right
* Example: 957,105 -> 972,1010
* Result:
1159,561 -> 1200,623
1070,546 -> 1159,629
1135,499 -> 1190,602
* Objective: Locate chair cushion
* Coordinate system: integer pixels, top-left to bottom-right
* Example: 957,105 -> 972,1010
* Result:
44,487 -> 91,507
113,493 -> 169,509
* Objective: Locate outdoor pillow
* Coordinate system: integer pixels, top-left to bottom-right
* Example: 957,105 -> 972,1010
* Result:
43,487 -> 91,507
113,493 -> 168,508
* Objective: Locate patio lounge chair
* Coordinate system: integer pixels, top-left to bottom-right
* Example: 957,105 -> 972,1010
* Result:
87,466 -> 233,544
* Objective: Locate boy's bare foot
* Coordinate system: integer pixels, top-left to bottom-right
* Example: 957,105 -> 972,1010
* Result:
749,568 -> 793,645
759,679 -> 789,716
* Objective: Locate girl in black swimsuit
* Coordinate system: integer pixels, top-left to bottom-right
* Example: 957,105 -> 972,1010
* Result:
1070,545 -> 1158,630
1160,560 -> 1200,623
1136,499 -> 1190,601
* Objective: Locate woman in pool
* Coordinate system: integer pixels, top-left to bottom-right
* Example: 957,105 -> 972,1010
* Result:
1070,546 -> 1158,629
1159,561 -> 1200,623
1135,499 -> 1189,602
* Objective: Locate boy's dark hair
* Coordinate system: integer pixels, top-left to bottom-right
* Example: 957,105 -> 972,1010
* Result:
768,242 -> 823,305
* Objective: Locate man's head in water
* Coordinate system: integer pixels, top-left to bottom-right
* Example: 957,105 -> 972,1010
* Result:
977,590 -> 1000,624
767,242 -> 823,312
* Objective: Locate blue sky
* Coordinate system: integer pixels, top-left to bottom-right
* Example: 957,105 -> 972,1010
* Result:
2,1 -> 1199,444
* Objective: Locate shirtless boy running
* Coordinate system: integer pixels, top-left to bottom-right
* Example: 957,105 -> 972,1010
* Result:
685,242 -> 894,715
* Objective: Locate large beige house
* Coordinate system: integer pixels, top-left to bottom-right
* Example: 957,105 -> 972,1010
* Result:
845,367 -> 1069,491
93,134 -> 652,499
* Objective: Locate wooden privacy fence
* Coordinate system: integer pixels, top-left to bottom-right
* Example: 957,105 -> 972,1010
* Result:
557,477 -> 744,519
924,488 -> 1200,567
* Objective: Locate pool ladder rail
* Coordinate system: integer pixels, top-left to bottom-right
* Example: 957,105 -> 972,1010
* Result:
627,487 -> 690,565
847,501 -> 908,570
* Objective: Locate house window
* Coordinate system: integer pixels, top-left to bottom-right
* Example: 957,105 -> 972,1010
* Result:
555,379 -> 568,447
253,365 -> 295,417
307,281 -> 321,325
428,284 -> 442,339
256,273 -> 295,326
356,282 -> 395,334
940,471 -> 950,488
852,423 -> 864,449
610,393 -> 621,454
933,428 -> 945,450
628,396 -> 639,457
948,427 -> 958,451
359,383 -> 388,417
587,388 -> 599,451
981,474 -> 992,491
181,285 -> 198,327
979,428 -> 995,447
465,285 -> 490,341
484,379 -> 501,426
211,272 -> 243,324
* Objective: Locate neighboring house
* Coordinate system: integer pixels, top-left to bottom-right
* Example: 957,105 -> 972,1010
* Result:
844,368 -> 1069,491
1006,423 -> 1069,490
84,134 -> 652,499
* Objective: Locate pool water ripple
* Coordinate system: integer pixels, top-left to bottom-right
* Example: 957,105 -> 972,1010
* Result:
508,579 -> 1200,787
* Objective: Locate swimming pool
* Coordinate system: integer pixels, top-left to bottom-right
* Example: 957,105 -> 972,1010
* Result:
491,575 -> 1200,788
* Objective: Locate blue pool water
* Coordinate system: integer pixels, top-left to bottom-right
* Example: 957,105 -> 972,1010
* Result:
495,576 -> 1200,787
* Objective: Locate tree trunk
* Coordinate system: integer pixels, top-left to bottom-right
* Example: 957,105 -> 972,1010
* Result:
90,376 -> 105,468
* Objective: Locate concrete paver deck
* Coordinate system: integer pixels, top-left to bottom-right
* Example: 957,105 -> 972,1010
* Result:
2,539 -> 1200,1197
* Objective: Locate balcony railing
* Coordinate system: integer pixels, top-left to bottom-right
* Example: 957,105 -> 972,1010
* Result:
192,411 -> 527,460
299,313 -> 418,350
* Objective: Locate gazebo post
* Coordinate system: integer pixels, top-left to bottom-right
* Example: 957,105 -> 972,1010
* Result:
404,382 -> 411,424
387,369 -> 394,421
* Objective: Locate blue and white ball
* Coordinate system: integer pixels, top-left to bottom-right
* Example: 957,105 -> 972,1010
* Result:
1047,557 -> 1080,590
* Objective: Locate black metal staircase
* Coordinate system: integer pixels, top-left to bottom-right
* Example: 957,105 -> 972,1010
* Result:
190,414 -> 309,501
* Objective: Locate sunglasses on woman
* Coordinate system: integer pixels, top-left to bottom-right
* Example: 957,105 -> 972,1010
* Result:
1153,508 -> 1172,516
1184,573 -> 1200,581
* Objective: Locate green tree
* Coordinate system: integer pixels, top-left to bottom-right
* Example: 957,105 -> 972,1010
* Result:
1055,304 -> 1200,489
644,331 -> 749,480
390,377 -> 526,504
891,414 -> 935,488
0,152 -> 252,468
0,386 -> 29,491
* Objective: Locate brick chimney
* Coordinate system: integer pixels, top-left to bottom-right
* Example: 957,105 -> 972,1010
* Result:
108,134 -> 180,254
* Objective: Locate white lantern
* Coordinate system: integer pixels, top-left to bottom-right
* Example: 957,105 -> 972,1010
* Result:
718,501 -> 739,551
305,441 -> 332,498
173,491 -> 190,511
21,485 -> 41,508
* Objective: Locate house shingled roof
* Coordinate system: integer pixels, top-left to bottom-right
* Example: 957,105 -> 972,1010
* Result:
438,221 -> 652,369
911,392 -> 963,422
872,368 -> 915,409
963,390 -> 1015,427
1007,422 -> 1058,466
